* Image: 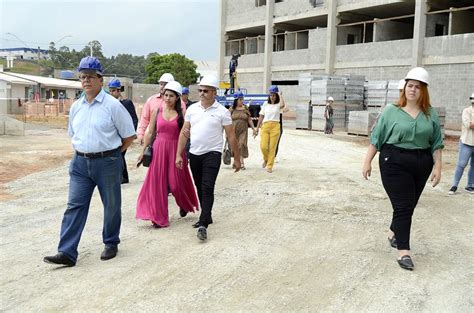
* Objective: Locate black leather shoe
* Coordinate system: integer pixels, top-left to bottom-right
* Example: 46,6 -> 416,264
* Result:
179,208 -> 188,217
43,252 -> 75,267
388,236 -> 397,249
192,218 -> 213,228
397,255 -> 414,270
100,246 -> 118,261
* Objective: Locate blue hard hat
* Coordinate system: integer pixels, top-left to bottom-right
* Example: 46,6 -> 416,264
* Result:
269,85 -> 279,93
233,91 -> 244,99
182,87 -> 190,94
108,78 -> 121,88
77,56 -> 103,75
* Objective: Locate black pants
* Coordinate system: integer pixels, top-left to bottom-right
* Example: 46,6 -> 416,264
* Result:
379,144 -> 433,250
189,151 -> 221,227
275,113 -> 283,157
121,150 -> 129,183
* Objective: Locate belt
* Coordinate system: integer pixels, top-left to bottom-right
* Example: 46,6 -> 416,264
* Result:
76,148 -> 120,159
382,144 -> 431,154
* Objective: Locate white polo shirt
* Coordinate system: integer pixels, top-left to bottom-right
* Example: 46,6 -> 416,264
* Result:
185,100 -> 232,155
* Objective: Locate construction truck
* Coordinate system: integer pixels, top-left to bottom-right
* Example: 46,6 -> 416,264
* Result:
217,54 -> 268,126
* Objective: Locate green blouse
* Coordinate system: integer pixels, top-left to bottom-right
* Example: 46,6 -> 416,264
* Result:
370,104 -> 444,153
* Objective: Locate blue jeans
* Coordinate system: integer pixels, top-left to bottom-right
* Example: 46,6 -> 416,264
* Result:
452,141 -> 474,188
58,151 -> 123,262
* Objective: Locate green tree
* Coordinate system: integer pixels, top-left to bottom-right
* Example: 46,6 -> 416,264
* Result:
144,53 -> 199,87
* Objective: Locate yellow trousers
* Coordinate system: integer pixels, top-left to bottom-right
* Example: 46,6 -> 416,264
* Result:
260,121 -> 281,170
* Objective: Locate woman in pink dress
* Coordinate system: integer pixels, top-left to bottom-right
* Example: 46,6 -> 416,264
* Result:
136,81 -> 198,227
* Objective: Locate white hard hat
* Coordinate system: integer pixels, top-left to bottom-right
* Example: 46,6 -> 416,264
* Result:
470,93 -> 474,100
327,96 -> 334,102
159,73 -> 174,83
199,75 -> 219,89
397,79 -> 406,90
405,67 -> 429,85
164,81 -> 182,96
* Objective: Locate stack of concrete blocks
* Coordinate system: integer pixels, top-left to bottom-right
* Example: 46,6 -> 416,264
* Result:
0,115 -> 25,136
343,75 -> 365,130
347,111 -> 379,136
386,80 -> 401,106
296,73 -> 313,129
366,80 -> 388,110
311,76 -> 346,131
434,106 -> 446,139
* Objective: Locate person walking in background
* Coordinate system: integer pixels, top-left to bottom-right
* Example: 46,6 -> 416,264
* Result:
448,93 -> 474,195
182,86 -> 194,109
182,86 -> 194,159
229,91 -> 257,170
176,75 -> 241,241
108,78 -> 138,184
324,96 -> 334,134
136,81 -> 198,228
362,67 -> 444,271
274,91 -> 289,160
137,73 -> 175,145
43,57 -> 135,267
256,85 -> 285,173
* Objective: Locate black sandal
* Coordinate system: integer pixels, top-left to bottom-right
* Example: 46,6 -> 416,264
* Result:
388,236 -> 397,249
397,255 -> 414,270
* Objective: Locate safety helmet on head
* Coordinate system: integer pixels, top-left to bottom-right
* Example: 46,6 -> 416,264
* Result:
233,91 -> 244,99
199,75 -> 219,89
182,87 -> 189,95
327,96 -> 334,102
159,73 -> 174,83
108,78 -> 121,89
77,56 -> 103,76
405,67 -> 429,85
164,81 -> 182,96
470,93 -> 474,100
397,79 -> 406,91
269,85 -> 279,93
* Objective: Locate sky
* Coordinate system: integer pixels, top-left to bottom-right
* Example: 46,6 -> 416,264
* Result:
0,0 -> 219,61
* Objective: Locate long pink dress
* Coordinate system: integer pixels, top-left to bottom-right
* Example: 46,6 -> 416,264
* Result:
136,110 -> 199,227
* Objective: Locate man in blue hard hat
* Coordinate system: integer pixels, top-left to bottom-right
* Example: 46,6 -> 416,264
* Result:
43,56 -> 136,267
108,78 -> 138,184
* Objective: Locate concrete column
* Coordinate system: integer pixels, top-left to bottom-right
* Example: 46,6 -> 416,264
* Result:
263,0 -> 275,93
412,0 -> 427,67
218,0 -> 227,83
325,0 -> 337,74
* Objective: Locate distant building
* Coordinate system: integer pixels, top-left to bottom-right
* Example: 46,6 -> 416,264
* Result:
0,47 -> 50,61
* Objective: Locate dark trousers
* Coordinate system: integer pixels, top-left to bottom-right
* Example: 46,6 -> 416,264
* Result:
379,144 -> 433,250
189,151 -> 221,227
275,113 -> 283,157
121,150 -> 129,183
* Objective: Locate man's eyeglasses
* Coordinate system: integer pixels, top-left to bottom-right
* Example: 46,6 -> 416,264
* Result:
198,89 -> 210,94
79,74 -> 99,81
109,89 -> 120,92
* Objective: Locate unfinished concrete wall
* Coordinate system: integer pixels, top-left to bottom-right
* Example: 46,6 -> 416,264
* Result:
226,1 -> 266,28
0,81 -> 7,115
451,10 -> 474,35
232,72 -> 265,94
337,0 -> 404,10
335,39 -> 412,67
274,0 -> 325,17
426,14 -> 449,37
309,28 -> 327,64
374,20 -> 412,42
423,33 -> 474,60
337,26 -> 363,45
0,115 -> 25,136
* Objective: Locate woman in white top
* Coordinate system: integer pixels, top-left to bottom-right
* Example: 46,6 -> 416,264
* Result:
256,85 -> 286,173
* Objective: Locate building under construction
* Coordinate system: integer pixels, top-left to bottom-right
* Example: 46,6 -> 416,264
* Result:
218,0 -> 474,130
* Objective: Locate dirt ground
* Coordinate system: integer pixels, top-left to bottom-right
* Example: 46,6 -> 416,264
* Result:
0,122 -> 472,312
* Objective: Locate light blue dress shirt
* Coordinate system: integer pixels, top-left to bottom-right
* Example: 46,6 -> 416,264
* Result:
68,89 -> 135,153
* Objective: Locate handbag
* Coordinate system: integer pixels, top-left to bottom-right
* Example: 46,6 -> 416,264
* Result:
222,139 -> 231,165
142,144 -> 153,167
142,108 -> 159,167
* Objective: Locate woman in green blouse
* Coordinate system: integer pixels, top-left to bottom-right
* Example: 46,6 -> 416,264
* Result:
362,67 -> 444,271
